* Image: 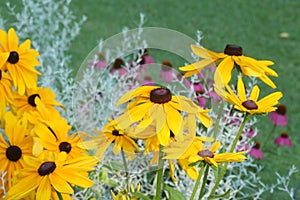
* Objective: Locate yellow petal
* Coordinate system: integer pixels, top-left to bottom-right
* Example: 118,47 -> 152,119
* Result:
165,103 -> 183,137
8,28 -> 19,51
257,91 -> 283,108
116,86 -> 159,105
210,141 -> 221,153
36,177 -> 52,200
249,85 -> 260,101
214,56 -> 235,85
237,77 -> 247,102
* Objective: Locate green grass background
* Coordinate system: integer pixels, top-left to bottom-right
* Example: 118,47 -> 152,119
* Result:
2,0 -> 300,199
69,1 -> 300,198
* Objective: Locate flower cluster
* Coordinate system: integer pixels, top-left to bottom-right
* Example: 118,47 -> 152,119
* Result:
0,28 -> 97,200
78,40 -> 285,199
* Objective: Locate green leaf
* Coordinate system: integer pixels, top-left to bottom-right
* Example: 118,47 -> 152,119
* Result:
208,190 -> 231,200
164,185 -> 186,200
188,160 -> 201,167
132,192 -> 152,200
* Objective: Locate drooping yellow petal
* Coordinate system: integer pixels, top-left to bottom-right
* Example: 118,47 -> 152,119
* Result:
5,174 -> 41,200
156,122 -> 170,146
36,176 -> 52,200
214,56 -> 235,85
164,103 -> 182,137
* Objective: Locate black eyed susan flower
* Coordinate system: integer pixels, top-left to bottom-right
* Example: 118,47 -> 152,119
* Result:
115,85 -> 212,146
32,117 -> 87,159
180,44 -> 278,88
5,151 -> 97,200
0,28 -> 41,95
0,112 -> 33,189
164,135 -> 246,174
12,87 -> 65,117
81,119 -> 140,161
215,77 -> 283,115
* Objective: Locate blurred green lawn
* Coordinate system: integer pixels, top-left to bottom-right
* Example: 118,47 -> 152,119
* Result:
69,0 -> 300,198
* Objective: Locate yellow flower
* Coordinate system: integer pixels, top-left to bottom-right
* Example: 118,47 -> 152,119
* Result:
0,28 -> 41,95
32,117 -> 87,159
5,152 -> 97,200
0,70 -> 13,121
179,44 -> 278,88
164,133 -> 214,180
111,183 -> 141,200
81,119 -> 140,161
0,112 -> 33,189
12,87 -> 64,117
115,85 -> 212,146
165,137 -> 246,172
215,77 -> 283,114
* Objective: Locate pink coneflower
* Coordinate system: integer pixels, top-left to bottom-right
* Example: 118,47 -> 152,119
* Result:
249,141 -> 264,159
274,132 -> 291,147
136,49 -> 155,75
110,58 -> 128,77
141,75 -> 155,86
160,60 -> 175,82
193,82 -> 205,94
89,52 -> 108,69
197,96 -> 206,108
269,104 -> 288,126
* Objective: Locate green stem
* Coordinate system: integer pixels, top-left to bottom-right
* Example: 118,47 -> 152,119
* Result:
56,191 -> 63,200
190,163 -> 206,200
262,124 -> 277,148
212,100 -> 226,140
155,145 -> 164,200
198,164 -> 210,199
209,113 -> 250,197
121,149 -> 130,194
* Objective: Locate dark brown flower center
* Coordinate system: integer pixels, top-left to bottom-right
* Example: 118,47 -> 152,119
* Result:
161,60 -> 173,71
253,141 -> 260,149
7,51 -> 19,64
150,88 -> 172,104
281,132 -> 289,138
28,94 -> 41,107
242,100 -> 258,110
198,149 -> 214,158
112,129 -> 122,136
276,104 -> 286,115
224,44 -> 243,56
113,58 -> 125,69
59,142 -> 72,153
6,145 -> 22,161
38,162 -> 56,176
